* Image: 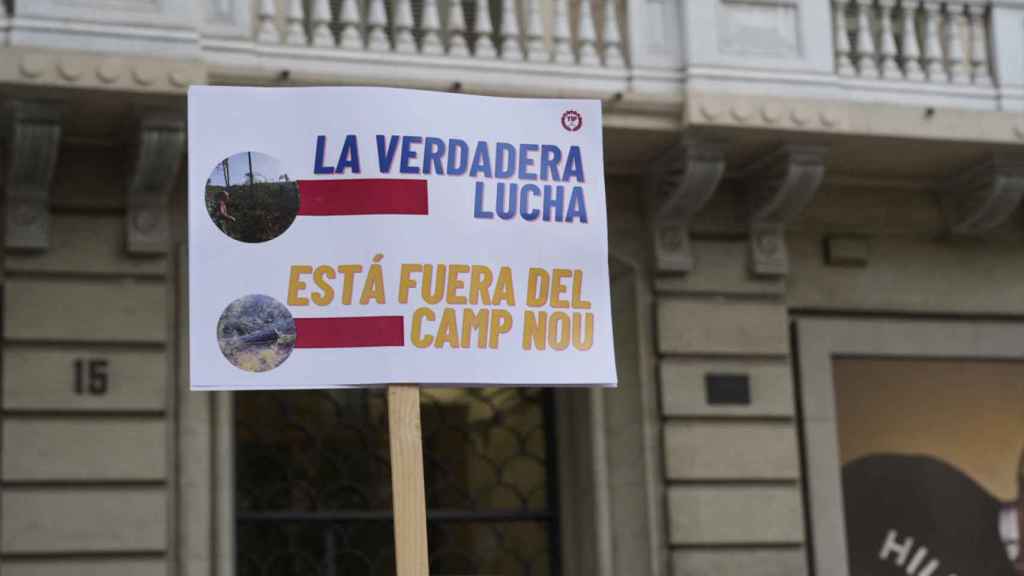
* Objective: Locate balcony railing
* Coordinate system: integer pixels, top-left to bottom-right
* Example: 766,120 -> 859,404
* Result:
250,0 -> 626,68
832,0 -> 993,85
9,0 -> 1024,115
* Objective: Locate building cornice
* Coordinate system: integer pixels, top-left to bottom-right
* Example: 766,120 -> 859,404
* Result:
685,91 -> 1024,145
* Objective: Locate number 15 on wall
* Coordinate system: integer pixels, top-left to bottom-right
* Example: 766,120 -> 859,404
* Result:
73,359 -> 108,396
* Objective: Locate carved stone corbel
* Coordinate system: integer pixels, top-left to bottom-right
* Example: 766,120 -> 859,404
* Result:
743,144 -> 827,276
126,112 -> 185,254
5,101 -> 61,251
649,139 -> 725,274
941,154 -> 1024,236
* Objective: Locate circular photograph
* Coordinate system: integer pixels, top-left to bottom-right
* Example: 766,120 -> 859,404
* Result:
217,294 -> 296,372
205,151 -> 300,243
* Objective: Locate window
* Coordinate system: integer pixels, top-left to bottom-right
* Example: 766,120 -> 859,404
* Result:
833,358 -> 1023,575
796,319 -> 1024,576
235,387 -> 559,575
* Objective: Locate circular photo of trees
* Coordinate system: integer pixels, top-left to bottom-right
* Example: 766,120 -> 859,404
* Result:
205,151 -> 300,243
217,294 -> 296,372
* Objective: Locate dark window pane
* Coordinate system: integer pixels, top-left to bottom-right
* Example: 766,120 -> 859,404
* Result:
236,388 -> 558,576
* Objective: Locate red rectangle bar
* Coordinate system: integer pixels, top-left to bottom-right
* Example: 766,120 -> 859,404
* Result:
297,179 -> 428,216
294,316 -> 405,348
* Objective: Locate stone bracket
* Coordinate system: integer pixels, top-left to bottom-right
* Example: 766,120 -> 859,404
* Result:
649,139 -> 725,274
743,144 -> 827,276
5,101 -> 62,251
941,154 -> 1024,236
126,112 -> 185,255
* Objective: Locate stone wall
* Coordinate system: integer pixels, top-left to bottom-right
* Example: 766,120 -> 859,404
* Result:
1,143 -> 174,575
655,240 -> 807,576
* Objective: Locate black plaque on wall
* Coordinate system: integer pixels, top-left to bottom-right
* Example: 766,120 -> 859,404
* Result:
705,373 -> 751,405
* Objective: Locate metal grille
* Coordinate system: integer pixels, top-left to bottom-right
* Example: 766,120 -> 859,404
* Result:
236,388 -> 559,575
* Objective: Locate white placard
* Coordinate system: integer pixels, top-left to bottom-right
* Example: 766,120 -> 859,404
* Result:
188,87 -> 615,389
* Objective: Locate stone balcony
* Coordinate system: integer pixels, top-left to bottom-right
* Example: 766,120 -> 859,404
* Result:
2,0 -> 1022,103
2,0 -> 1024,166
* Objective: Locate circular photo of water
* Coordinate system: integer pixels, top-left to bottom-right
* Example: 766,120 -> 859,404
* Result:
216,294 -> 296,372
205,151 -> 300,243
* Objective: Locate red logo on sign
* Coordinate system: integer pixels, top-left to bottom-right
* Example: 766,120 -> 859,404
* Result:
561,110 -> 583,132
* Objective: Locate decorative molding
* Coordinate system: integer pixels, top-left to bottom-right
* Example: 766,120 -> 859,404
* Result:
97,57 -> 125,83
730,101 -> 752,122
761,102 -> 782,123
789,106 -> 812,126
649,139 -> 726,274
5,101 -> 62,251
941,154 -> 1024,236
717,0 -> 800,59
700,100 -> 723,121
7,49 -> 205,94
57,57 -> 84,81
743,144 -> 827,276
125,112 -> 185,254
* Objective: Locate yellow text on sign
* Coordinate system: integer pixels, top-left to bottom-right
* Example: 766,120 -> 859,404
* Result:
286,262 -> 595,352
522,268 -> 593,351
407,266 -> 595,352
401,264 -> 517,350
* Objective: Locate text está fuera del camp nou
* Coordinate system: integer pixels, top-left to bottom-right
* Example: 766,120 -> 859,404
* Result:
289,257 -> 595,352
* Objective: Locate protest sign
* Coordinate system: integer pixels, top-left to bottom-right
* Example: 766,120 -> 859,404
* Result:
189,86 -> 617,576
188,87 -> 616,390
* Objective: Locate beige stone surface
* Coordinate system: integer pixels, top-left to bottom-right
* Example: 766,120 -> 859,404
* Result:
50,145 -> 127,210
3,558 -> 166,576
7,215 -> 167,277
3,347 -> 166,411
787,234 -> 1024,314
2,488 -> 167,553
657,299 -> 788,355
606,267 -> 659,575
796,183 -> 941,237
4,278 -> 167,343
672,549 -> 808,576
668,485 -> 804,544
3,418 -> 166,480
660,359 -> 794,417
663,421 -> 800,480
655,241 -> 784,296
175,244 -> 216,576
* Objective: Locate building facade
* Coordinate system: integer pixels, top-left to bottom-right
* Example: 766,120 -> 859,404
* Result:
2,0 -> 1024,575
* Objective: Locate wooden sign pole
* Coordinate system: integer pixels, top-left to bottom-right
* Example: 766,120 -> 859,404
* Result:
388,384 -> 431,576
